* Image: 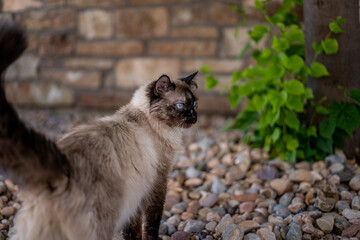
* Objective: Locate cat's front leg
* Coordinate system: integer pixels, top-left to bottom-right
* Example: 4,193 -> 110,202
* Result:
122,208 -> 142,240
142,176 -> 167,240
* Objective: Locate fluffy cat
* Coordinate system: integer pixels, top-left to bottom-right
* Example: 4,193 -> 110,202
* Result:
0,22 -> 198,240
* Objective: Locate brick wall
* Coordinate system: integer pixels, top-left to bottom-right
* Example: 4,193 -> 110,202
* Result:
1,0 -> 273,114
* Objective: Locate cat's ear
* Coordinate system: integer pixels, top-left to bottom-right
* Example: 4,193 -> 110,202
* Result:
154,75 -> 172,96
180,71 -> 198,88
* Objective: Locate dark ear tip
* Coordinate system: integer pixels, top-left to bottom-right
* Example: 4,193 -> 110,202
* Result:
158,74 -> 170,81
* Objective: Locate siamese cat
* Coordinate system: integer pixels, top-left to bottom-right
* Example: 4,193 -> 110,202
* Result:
0,22 -> 198,240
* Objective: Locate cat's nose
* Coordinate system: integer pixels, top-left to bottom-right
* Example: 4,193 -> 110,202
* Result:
190,115 -> 197,123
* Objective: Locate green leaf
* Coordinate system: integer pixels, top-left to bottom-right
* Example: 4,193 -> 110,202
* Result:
288,55 -> 304,73
249,25 -> 270,43
201,65 -> 211,74
251,94 -> 267,112
309,62 -> 330,77
349,90 -> 360,104
321,38 -> 338,54
307,126 -> 317,137
228,86 -> 242,109
315,106 -> 329,115
286,28 -> 304,43
304,88 -> 314,99
286,150 -> 297,163
329,102 -> 360,135
229,5 -> 245,15
336,16 -> 347,24
264,109 -> 281,126
268,90 -> 287,111
205,75 -> 218,89
272,127 -> 281,142
279,53 -> 289,68
312,42 -> 323,54
284,79 -> 305,95
286,95 -> 304,112
285,110 -> 300,130
238,83 -> 253,96
232,71 -> 242,83
255,0 -> 267,10
287,138 -> 299,151
329,22 -> 343,34
319,118 -> 336,139
316,137 -> 333,154
272,36 -> 289,52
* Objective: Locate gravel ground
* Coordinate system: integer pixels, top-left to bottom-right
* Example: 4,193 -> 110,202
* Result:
1,109 -> 360,240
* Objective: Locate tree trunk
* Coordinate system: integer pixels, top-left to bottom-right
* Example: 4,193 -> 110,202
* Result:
304,0 -> 360,159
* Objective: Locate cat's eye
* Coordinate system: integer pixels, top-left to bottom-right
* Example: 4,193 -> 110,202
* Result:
193,101 -> 197,109
176,103 -> 184,110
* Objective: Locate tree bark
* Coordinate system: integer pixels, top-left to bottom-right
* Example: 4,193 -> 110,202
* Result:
304,0 -> 360,159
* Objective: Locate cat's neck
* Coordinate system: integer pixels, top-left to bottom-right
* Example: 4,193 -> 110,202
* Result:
128,83 -> 183,147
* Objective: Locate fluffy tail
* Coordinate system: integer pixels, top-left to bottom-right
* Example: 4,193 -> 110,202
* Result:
0,22 -> 71,190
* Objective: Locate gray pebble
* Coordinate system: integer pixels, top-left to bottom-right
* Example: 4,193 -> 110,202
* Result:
211,178 -> 227,194
222,224 -> 244,240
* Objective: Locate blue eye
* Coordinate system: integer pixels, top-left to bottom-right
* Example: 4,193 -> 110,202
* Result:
176,103 -> 184,110
193,101 -> 197,109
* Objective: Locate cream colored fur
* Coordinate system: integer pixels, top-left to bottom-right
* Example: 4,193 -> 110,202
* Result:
9,82 -> 183,240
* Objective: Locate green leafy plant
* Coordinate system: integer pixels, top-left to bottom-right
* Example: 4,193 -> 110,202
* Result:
202,0 -> 359,162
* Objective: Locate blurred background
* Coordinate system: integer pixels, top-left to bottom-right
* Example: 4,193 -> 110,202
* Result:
0,0 -> 288,115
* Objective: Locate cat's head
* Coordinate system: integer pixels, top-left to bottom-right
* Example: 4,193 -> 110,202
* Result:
146,72 -> 198,128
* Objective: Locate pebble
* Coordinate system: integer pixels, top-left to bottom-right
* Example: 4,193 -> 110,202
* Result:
238,220 -> 260,233
222,224 -> 244,240
316,215 -> 334,233
211,178 -> 227,194
244,233 -> 261,240
349,175 -> 360,191
342,224 -> 360,238
342,208 -> 360,220
256,228 -> 276,240
185,178 -> 203,187
239,202 -> 256,213
289,169 -> 313,182
171,231 -> 191,240
274,204 -> 291,218
269,178 -> 287,195
167,215 -> 181,226
329,163 -> 344,173
201,193 -> 218,208
205,221 -> 217,232
257,166 -> 280,181
0,206 -> 15,217
315,195 -> 335,212
215,214 -> 234,234
183,220 -> 205,233
185,167 -> 201,179
352,196 -> 360,210
286,224 -> 302,240
279,192 -> 294,206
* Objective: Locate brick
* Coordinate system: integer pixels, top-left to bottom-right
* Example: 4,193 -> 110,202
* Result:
196,75 -> 233,93
44,0 -> 64,6
149,41 -> 216,57
77,90 -> 132,109
171,4 -> 206,25
220,27 -> 251,57
18,8 -> 75,31
65,59 -> 114,70
183,59 -> 244,74
115,58 -> 180,89
171,26 -> 218,39
79,10 -> 113,40
116,7 -> 168,39
2,0 -> 42,12
26,34 -> 38,52
42,70 -> 101,89
67,0 -> 125,7
210,2 -> 240,25
5,55 -> 39,79
39,33 -> 75,56
197,93 -> 236,115
76,41 -> 144,57
5,82 -> 74,107
130,0 -> 193,4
